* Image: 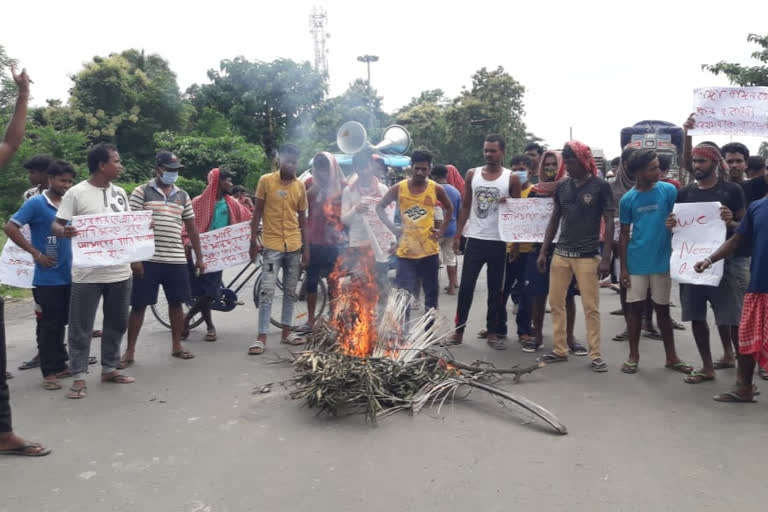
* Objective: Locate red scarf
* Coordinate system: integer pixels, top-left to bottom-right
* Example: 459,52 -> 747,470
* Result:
190,168 -> 252,235
532,150 -> 565,197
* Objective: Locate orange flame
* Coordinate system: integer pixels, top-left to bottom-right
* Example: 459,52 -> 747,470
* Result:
330,247 -> 379,358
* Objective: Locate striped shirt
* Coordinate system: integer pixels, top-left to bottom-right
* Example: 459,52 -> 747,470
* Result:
129,180 -> 194,264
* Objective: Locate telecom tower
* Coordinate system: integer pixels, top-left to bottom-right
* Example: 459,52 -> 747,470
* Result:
308,6 -> 329,79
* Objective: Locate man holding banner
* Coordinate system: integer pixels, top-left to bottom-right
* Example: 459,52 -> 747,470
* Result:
122,151 -> 204,366
181,168 -> 251,342
53,144 -> 136,399
666,142 -> 746,384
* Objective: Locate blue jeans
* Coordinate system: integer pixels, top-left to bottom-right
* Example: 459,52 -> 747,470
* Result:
258,249 -> 301,335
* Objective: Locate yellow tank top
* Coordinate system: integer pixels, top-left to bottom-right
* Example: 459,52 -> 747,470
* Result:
396,179 -> 439,259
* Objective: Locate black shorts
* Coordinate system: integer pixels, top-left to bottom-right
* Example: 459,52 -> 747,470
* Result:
306,245 -> 339,294
130,261 -> 191,307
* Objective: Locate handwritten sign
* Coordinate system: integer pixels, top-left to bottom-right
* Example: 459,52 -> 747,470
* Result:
690,87 -> 768,137
71,211 -> 154,268
0,226 -> 34,288
361,196 -> 396,263
197,221 -> 251,274
669,202 -> 724,286
499,198 -> 554,243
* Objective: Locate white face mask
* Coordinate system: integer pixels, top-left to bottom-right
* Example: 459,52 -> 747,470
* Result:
160,171 -> 179,185
514,170 -> 528,184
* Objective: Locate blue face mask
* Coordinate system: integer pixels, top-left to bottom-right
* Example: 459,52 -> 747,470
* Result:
160,171 -> 179,185
514,170 -> 528,184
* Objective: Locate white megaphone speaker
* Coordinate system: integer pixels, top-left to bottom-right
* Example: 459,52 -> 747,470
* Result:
336,122 -> 411,155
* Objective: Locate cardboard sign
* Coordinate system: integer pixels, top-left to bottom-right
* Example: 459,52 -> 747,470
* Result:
669,202 -> 725,286
498,198 -> 554,243
690,87 -> 768,137
198,221 -> 251,274
0,226 -> 34,288
361,196 -> 396,263
71,211 -> 154,268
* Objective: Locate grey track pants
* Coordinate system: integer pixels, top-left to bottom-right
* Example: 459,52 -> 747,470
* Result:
68,279 -> 132,380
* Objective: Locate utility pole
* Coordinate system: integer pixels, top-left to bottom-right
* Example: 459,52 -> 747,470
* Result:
357,54 -> 379,85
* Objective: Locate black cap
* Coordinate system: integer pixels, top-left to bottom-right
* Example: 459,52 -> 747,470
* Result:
155,151 -> 183,169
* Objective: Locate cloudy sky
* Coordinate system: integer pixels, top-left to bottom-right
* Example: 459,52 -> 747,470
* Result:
4,0 -> 767,160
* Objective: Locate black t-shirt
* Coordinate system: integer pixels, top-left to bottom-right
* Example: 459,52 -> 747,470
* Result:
741,175 -> 768,205
676,179 -> 748,257
554,176 -> 614,257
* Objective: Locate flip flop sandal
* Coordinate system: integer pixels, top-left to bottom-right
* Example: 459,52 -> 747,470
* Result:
713,360 -> 736,370
569,343 -> 588,357
0,443 -> 51,457
642,330 -> 663,340
621,361 -> 638,374
118,359 -> 134,370
101,373 -> 135,383
92,330 -> 102,338
477,329 -> 489,339
672,320 -> 686,331
612,331 -> 629,342
171,351 -> 195,360
521,341 -> 542,353
665,361 -> 694,374
487,339 -> 507,351
18,359 -> 40,370
41,381 -> 62,391
439,335 -> 462,347
88,356 -> 98,365
760,368 -> 768,381
281,333 -> 306,346
204,332 -> 218,342
591,358 -> 609,373
713,391 -> 756,403
684,370 -> 715,384
67,386 -> 87,399
609,308 -> 624,316
540,353 -> 568,364
248,341 -> 265,355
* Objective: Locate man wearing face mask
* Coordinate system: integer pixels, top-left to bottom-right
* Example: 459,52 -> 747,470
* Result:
498,155 -> 535,345
121,151 -> 205,366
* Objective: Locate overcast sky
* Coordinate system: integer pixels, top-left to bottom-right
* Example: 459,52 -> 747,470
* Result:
4,0 -> 767,160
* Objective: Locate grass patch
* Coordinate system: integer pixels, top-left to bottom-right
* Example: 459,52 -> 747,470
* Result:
0,230 -> 33,300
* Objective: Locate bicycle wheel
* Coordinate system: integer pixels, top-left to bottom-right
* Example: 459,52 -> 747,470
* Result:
253,269 -> 327,331
150,288 -> 203,330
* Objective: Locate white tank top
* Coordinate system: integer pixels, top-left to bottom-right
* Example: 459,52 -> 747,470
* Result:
465,166 -> 511,241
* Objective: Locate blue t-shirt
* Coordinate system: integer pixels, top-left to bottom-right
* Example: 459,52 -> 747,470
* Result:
439,183 -> 461,238
737,197 -> 768,293
619,181 -> 677,275
10,193 -> 72,286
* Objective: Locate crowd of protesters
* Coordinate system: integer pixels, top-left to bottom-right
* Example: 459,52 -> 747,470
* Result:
1,69 -> 768,458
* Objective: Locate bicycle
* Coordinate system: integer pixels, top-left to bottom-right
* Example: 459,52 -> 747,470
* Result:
151,257 -> 328,332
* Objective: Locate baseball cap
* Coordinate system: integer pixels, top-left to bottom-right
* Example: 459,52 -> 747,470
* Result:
155,151 -> 184,169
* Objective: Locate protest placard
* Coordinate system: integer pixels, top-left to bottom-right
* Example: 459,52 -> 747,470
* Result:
0,225 -> 34,288
71,211 -> 154,268
498,198 -> 554,243
197,221 -> 251,273
689,86 -> 768,137
669,202 -> 725,286
361,196 -> 396,263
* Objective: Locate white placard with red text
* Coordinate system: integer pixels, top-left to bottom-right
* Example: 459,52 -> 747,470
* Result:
71,211 -> 154,268
669,202 -> 725,286
361,196 -> 396,263
0,225 -> 34,288
197,221 -> 251,274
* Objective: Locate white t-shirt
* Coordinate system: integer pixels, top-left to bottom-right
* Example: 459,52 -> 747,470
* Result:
57,180 -> 133,284
341,181 -> 389,247
465,167 -> 511,241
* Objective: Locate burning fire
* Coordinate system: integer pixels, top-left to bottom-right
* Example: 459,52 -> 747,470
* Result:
330,247 -> 379,358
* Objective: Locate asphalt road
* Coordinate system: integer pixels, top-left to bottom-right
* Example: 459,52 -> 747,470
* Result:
1,264 -> 767,512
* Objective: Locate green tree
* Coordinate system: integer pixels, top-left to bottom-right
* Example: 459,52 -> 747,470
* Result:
703,33 -> 768,86
443,67 -> 529,172
152,131 -> 267,192
189,58 -> 326,158
393,89 -> 450,162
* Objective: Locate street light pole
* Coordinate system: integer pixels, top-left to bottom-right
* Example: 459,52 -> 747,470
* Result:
356,54 -> 379,85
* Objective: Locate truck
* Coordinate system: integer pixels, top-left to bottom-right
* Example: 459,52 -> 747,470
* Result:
620,120 -> 687,185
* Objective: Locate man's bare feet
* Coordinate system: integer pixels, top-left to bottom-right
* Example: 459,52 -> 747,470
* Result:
0,432 -> 51,456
